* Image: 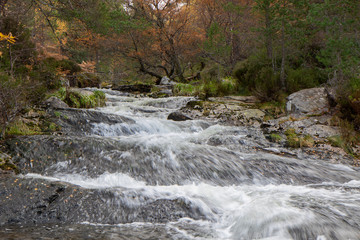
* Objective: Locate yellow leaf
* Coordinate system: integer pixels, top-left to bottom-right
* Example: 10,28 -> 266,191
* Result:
0,32 -> 16,44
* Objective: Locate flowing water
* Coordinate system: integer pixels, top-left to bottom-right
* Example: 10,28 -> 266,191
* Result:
2,90 -> 360,239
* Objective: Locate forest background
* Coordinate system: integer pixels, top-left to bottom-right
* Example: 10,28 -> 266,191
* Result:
0,0 -> 359,140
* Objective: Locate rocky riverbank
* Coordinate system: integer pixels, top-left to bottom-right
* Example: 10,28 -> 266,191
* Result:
171,87 -> 359,166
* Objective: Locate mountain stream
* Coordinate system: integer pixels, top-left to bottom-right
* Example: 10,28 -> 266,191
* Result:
1,90 -> 360,240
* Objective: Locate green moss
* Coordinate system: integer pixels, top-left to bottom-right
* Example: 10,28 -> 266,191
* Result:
43,122 -> 61,132
6,120 -> 40,137
327,134 -> 358,158
54,111 -> 62,118
268,133 -> 282,143
258,99 -> 286,119
285,129 -> 314,148
64,90 -> 106,108
302,135 -> 315,148
327,135 -> 344,148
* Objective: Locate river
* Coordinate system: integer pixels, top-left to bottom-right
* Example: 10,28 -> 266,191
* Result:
1,90 -> 360,239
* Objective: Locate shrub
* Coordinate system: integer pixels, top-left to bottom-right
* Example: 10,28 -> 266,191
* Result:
0,75 -> 26,139
173,83 -> 195,96
286,67 -> 326,93
337,77 -> 360,132
32,58 -> 82,90
233,51 -> 326,101
253,67 -> 281,102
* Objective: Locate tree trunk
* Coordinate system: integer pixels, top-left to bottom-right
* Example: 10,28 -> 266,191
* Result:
264,0 -> 275,72
280,18 -> 286,91
0,124 -> 5,140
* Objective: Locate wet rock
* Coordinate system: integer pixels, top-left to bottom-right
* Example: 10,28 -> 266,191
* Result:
286,87 -> 330,115
113,84 -> 152,93
49,108 -> 135,135
0,177 -> 207,226
168,111 -> 192,121
44,97 -> 69,109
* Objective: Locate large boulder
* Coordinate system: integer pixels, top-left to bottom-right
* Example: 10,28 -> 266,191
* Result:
286,87 -> 330,115
113,84 -> 152,93
160,76 -> 176,85
302,124 -> 340,138
43,96 -> 69,109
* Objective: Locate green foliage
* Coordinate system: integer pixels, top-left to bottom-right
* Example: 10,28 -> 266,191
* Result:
286,67 -> 326,93
233,50 -> 326,101
173,83 -> 195,96
31,58 -> 81,90
199,77 -> 238,99
0,74 -> 31,139
309,1 -> 360,84
203,22 -> 231,64
253,66 -> 281,102
337,78 -> 360,131
233,52 -> 273,94
0,17 -> 36,76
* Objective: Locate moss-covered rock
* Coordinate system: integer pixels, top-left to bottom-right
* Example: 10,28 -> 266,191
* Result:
285,128 -> 314,148
267,133 -> 283,143
0,153 -> 19,174
64,89 -> 106,108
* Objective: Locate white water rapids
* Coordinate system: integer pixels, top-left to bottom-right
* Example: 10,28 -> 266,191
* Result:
21,90 -> 360,239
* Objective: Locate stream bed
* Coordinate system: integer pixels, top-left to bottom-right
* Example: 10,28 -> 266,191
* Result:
1,90 -> 360,239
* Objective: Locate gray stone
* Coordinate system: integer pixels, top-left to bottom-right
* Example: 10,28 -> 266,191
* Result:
160,77 -> 176,85
286,87 -> 330,115
302,124 -> 340,138
69,88 -> 93,96
168,112 -> 192,121
239,109 -> 265,121
44,96 -> 69,109
160,76 -> 171,85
